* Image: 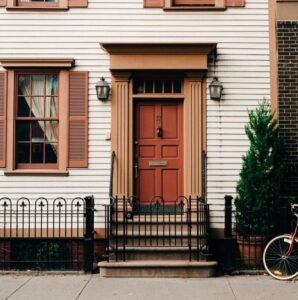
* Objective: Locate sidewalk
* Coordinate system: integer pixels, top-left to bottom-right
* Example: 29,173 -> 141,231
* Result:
0,274 -> 297,300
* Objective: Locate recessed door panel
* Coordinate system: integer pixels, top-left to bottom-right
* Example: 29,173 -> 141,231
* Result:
135,101 -> 183,205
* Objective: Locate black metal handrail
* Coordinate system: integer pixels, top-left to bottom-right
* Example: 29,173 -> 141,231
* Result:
103,195 -> 210,262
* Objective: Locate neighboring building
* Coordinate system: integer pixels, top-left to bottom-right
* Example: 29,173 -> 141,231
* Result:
0,0 -> 277,275
276,0 -> 298,198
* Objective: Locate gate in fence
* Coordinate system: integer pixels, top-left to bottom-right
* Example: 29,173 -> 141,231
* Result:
0,196 -> 94,272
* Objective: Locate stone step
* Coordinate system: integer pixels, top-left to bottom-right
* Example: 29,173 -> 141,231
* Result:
98,260 -> 217,278
112,228 -> 207,237
110,236 -> 207,247
109,246 -> 209,261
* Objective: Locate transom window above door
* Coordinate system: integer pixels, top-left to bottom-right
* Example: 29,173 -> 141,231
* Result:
133,79 -> 182,95
16,73 -> 59,169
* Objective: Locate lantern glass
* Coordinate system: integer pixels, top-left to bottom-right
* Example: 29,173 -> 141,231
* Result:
209,77 -> 223,101
95,78 -> 110,101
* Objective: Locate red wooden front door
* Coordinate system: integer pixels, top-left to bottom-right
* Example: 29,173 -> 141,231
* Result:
135,101 -> 183,205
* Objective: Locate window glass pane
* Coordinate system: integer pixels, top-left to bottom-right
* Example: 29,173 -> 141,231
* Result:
18,75 -> 30,96
32,75 -> 45,96
46,75 -> 58,96
164,80 -> 172,93
145,80 -> 153,93
173,80 -> 182,93
45,121 -> 58,142
17,143 -> 30,164
31,97 -> 44,117
45,97 -> 58,117
17,96 -> 30,117
31,143 -> 44,164
45,143 -> 58,163
154,80 -> 163,93
32,121 -> 45,142
133,79 -> 144,94
16,121 -> 30,141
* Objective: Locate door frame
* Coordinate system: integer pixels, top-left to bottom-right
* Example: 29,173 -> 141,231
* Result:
111,71 -> 206,198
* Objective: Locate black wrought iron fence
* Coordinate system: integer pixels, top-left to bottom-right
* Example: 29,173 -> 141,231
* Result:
102,195 -> 210,262
0,196 -> 95,272
223,195 -> 291,272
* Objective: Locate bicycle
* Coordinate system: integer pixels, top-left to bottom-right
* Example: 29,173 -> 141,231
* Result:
263,204 -> 298,280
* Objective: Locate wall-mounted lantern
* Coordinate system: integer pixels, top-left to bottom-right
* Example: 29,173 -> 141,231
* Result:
209,77 -> 223,101
95,77 -> 110,101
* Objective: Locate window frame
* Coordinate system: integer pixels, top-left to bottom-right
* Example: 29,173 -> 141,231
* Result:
164,0 -> 226,10
16,0 -> 59,9
6,0 -> 69,10
1,64 -> 71,175
15,71 -> 60,170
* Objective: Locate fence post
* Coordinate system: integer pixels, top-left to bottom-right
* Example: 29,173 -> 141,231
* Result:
84,195 -> 94,273
223,195 -> 233,273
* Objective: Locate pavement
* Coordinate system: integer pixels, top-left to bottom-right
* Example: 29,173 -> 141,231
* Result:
0,274 -> 297,300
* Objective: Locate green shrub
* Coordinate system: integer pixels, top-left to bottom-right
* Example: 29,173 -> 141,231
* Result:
235,100 -> 284,237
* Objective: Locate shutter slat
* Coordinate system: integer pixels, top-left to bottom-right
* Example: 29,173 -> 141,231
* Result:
0,72 -> 7,168
68,71 -> 88,168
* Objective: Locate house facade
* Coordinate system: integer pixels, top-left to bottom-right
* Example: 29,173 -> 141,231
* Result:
0,0 -> 277,275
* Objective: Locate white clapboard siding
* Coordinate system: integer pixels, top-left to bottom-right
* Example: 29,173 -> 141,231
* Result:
0,0 -> 271,229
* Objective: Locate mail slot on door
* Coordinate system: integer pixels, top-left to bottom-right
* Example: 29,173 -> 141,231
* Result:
149,161 -> 168,167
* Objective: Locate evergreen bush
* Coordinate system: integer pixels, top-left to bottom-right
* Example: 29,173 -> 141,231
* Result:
235,100 -> 284,237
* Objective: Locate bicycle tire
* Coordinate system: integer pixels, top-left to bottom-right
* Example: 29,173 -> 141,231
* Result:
263,235 -> 298,280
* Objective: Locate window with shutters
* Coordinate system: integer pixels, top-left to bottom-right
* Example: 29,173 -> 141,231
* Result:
0,59 -> 88,175
164,0 -> 225,9
144,0 -> 245,9
16,72 -> 59,169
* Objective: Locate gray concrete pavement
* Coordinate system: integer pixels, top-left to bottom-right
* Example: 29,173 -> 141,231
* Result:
0,274 -> 297,300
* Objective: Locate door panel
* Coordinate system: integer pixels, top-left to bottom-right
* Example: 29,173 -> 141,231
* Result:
135,101 -> 183,205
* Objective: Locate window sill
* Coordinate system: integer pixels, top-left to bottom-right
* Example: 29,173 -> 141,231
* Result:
4,170 -> 69,176
163,6 -> 226,11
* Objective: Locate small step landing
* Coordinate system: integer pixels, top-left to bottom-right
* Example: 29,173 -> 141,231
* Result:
98,260 -> 217,278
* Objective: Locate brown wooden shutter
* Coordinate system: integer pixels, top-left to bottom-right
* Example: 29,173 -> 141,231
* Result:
69,0 -> 88,8
0,72 -> 7,168
144,0 -> 164,8
68,71 -> 88,168
0,0 -> 6,6
226,0 -> 245,7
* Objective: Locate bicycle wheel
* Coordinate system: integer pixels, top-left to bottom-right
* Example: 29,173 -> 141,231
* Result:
263,235 -> 298,280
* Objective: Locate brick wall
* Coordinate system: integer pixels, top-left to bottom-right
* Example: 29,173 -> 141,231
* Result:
277,21 -> 298,197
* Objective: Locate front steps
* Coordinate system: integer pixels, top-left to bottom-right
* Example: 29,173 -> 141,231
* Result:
99,198 -> 217,278
98,247 -> 218,278
98,260 -> 218,278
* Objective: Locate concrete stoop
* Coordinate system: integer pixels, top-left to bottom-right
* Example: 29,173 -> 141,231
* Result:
98,260 -> 218,278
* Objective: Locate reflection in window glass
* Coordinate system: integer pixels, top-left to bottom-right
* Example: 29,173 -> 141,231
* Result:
17,143 -> 30,164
